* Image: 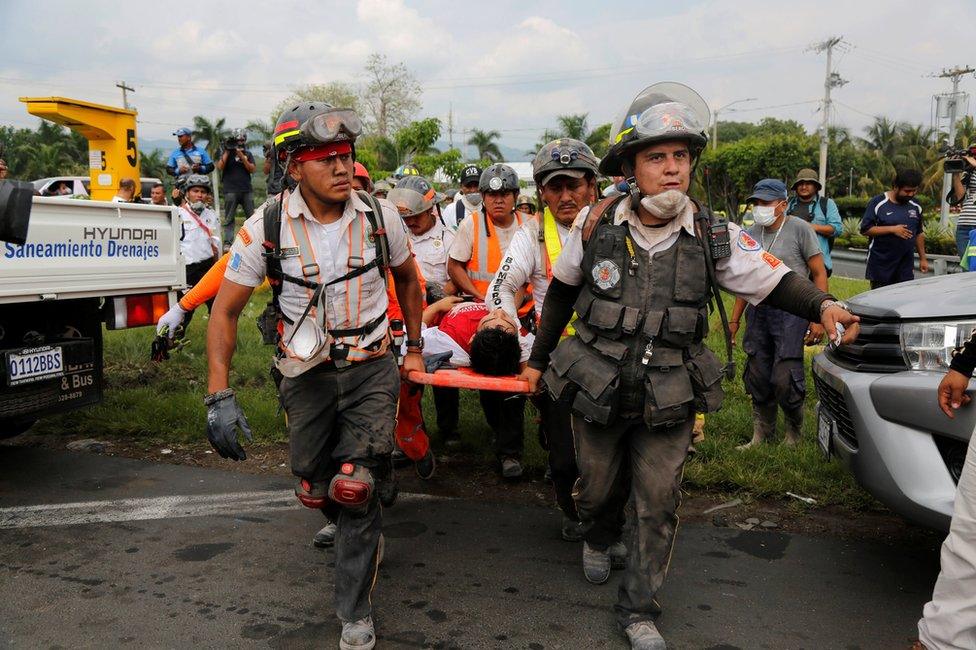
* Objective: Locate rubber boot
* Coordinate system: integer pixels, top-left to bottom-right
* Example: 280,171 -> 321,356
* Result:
783,406 -> 804,446
736,402 -> 777,450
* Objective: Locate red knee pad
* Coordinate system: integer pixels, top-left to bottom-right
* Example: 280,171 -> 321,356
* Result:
328,463 -> 374,512
295,478 -> 329,509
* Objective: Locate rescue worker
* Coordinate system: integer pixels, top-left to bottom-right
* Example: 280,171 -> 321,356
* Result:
448,163 -> 533,478
730,179 -> 828,449
516,192 -> 537,216
177,174 -> 221,331
388,175 -> 456,303
204,102 -> 424,650
446,164 -> 483,229
372,179 -> 392,200
352,162 -> 373,193
519,82 -> 860,650
487,139 -> 628,575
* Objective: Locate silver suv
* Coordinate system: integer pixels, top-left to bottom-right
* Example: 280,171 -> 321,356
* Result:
813,272 -> 976,531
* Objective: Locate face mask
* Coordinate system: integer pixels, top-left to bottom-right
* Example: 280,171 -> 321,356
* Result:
752,205 -> 778,226
639,189 -> 689,221
189,200 -> 207,213
463,192 -> 483,208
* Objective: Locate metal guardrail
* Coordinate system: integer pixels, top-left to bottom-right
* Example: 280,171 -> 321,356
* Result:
832,248 -> 964,275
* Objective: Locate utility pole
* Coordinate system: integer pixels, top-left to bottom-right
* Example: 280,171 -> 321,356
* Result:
934,66 -> 974,225
115,81 -> 134,110
812,37 -> 847,194
448,103 -> 454,150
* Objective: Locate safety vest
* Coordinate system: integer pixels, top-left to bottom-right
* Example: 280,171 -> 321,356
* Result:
963,229 -> 976,272
262,190 -> 391,373
539,207 -> 576,337
468,211 -> 535,317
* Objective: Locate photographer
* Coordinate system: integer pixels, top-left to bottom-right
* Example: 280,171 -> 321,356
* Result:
949,147 -> 976,261
214,128 -> 256,248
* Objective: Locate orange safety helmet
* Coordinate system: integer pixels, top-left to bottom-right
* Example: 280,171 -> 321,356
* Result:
353,161 -> 373,192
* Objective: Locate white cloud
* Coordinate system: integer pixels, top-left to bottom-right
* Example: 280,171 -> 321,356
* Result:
151,21 -> 248,64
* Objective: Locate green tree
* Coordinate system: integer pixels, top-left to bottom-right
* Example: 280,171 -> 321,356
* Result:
245,119 -> 273,147
359,54 -> 422,138
395,118 -> 442,159
533,113 -> 612,158
270,82 -> 360,124
139,149 -> 167,180
192,116 -> 229,157
415,148 -> 464,181
467,128 -> 502,162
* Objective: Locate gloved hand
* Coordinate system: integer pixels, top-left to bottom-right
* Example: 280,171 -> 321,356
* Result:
156,303 -> 188,337
204,389 -> 252,461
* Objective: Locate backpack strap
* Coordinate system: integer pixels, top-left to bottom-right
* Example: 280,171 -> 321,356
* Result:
456,200 -> 465,228
581,194 -> 627,248
819,195 -> 829,219
261,196 -> 285,306
356,189 -> 390,277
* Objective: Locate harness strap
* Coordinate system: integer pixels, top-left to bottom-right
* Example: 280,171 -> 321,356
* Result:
581,195 -> 627,248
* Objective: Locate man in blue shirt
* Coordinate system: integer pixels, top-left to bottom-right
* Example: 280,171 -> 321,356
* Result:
166,127 -> 214,178
860,169 -> 929,288
787,168 -> 843,276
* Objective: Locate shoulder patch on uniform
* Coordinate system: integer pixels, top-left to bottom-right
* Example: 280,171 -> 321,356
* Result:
591,259 -> 622,290
229,251 -> 243,272
761,251 -> 782,269
237,227 -> 253,246
737,231 -> 761,252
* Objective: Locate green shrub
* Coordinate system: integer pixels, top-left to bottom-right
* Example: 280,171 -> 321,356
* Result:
833,236 -> 850,248
850,234 -> 869,248
841,217 -> 861,239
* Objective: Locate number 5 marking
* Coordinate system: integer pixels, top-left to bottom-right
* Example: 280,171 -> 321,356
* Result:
126,128 -> 137,167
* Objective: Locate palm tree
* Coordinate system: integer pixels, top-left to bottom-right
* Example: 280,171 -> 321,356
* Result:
467,129 -> 502,162
954,116 -> 976,148
245,119 -> 273,148
139,149 -> 167,180
532,113 -> 612,158
862,117 -> 900,159
192,116 -> 229,157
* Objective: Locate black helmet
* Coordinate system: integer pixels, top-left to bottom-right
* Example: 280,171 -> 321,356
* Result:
600,82 -> 710,176
532,138 -> 599,187
478,163 -> 520,194
459,164 -> 483,186
388,175 -> 436,217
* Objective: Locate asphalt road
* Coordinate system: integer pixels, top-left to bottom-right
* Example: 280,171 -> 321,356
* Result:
0,446 -> 942,649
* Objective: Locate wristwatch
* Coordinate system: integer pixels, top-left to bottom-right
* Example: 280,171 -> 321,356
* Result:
819,299 -> 850,315
405,338 -> 424,353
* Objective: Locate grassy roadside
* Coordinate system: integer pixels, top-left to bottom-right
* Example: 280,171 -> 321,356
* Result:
32,277 -> 878,511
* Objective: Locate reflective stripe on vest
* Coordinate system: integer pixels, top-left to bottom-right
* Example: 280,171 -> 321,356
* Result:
282,210 -> 385,363
468,211 -> 534,316
540,207 -> 575,337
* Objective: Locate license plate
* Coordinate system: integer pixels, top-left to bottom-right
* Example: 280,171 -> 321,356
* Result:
5,346 -> 64,386
817,405 -> 834,459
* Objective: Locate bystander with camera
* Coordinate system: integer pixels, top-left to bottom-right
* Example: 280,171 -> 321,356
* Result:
214,128 -> 256,248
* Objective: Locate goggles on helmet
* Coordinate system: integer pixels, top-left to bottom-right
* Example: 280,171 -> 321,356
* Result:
615,102 -> 705,145
300,110 -> 362,146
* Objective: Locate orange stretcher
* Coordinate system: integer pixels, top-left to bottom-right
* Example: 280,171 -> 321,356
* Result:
406,367 -> 530,393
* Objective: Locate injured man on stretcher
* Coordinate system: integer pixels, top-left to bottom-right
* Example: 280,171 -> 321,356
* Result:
410,296 -> 534,376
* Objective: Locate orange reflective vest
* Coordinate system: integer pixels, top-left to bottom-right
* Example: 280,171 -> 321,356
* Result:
467,211 -> 534,318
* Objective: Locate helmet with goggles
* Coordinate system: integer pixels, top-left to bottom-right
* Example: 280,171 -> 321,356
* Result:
532,138 -> 599,187
183,173 -> 212,192
388,175 -> 437,217
478,163 -> 520,194
273,103 -> 362,159
600,82 -> 710,176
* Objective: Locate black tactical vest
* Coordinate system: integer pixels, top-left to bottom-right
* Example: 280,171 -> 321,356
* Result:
543,218 -> 726,428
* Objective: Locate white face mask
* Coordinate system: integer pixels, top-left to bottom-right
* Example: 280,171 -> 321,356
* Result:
189,200 -> 207,213
752,204 -> 778,227
639,189 -> 690,221
462,192 -> 483,209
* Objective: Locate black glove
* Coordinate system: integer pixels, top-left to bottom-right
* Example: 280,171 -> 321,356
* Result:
150,335 -> 170,362
204,389 -> 252,461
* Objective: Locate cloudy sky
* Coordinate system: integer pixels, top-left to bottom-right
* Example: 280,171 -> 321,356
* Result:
1,0 -> 974,156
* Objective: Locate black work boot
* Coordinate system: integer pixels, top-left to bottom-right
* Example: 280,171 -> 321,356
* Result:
783,406 -> 804,446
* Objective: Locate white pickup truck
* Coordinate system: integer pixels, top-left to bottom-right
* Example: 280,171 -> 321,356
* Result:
0,195 -> 186,437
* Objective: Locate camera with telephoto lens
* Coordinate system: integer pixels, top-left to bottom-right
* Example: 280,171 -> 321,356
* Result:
225,129 -> 246,153
943,145 -> 976,174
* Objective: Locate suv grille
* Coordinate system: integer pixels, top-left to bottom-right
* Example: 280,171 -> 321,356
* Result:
826,315 -> 906,373
813,373 -> 858,449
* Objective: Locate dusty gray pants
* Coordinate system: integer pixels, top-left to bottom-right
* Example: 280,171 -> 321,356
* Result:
572,413 -> 694,628
918,425 -> 976,650
279,353 -> 399,622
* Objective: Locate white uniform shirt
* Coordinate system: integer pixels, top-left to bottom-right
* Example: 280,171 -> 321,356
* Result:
449,212 -> 522,263
410,219 -> 455,287
553,199 -> 790,306
487,217 -> 570,321
179,205 -> 221,264
224,187 -> 411,365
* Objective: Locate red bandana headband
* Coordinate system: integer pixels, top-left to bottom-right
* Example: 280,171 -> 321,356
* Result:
293,141 -> 353,162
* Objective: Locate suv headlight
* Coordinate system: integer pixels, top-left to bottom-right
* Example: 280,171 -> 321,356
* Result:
900,320 -> 976,371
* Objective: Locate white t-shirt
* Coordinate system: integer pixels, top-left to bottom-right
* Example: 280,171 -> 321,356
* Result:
553,199 -> 790,306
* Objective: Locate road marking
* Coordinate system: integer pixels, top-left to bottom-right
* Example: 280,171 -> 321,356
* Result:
0,490 -> 444,529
